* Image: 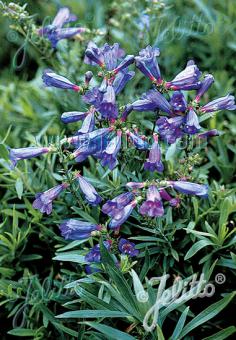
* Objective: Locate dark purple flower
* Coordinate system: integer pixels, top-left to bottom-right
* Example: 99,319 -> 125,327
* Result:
77,111 -> 95,135
85,265 -> 101,274
156,116 -> 184,144
38,8 -> 85,48
102,192 -> 134,217
113,55 -> 135,73
127,130 -> 149,150
85,240 -> 112,263
32,183 -> 68,215
61,111 -> 87,124
59,219 -> 101,240
99,85 -> 118,120
9,146 -> 50,167
139,185 -> 164,217
159,188 -> 180,207
184,108 -> 201,134
42,69 -> 80,91
113,70 -> 135,95
135,46 -> 161,82
144,134 -> 164,172
166,60 -> 201,90
132,89 -> 172,114
84,71 -> 93,85
195,74 -> 214,102
109,200 -> 137,229
198,129 -> 219,139
76,174 -> 102,206
100,130 -> 122,169
201,94 -> 236,113
118,238 -> 139,257
170,91 -> 187,113
169,181 -> 208,198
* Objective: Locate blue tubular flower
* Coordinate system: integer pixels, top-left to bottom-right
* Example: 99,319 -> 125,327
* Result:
166,60 -> 201,90
135,45 -> 161,82
38,7 -> 85,48
100,130 -> 122,170
72,143 -> 98,162
99,85 -> 118,119
68,128 -> 112,146
84,42 -> 124,70
139,185 -> 164,217
102,192 -> 134,217
113,55 -> 135,73
144,135 -> 164,172
82,87 -> 103,108
198,129 -> 219,139
76,174 -> 102,206
32,183 -> 69,215
121,104 -> 133,121
118,238 -> 139,257
156,116 -> 184,144
132,89 -> 172,114
85,240 -> 112,263
127,130 -> 149,150
42,69 -> 80,91
126,182 -> 146,189
195,74 -> 214,102
201,94 -> 236,113
113,70 -> 135,95
59,219 -> 101,240
170,91 -> 187,113
159,188 -> 180,207
77,111 -> 95,135
169,181 -> 208,198
61,111 -> 87,124
184,108 -> 201,134
109,200 -> 137,229
9,146 -> 50,167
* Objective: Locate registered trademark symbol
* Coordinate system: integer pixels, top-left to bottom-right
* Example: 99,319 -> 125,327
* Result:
215,273 -> 226,284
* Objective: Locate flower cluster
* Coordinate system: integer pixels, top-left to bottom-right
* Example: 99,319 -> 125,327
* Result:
8,39 -> 235,272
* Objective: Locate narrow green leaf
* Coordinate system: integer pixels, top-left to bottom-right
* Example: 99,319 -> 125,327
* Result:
171,306 -> 190,340
184,239 -> 214,260
56,310 -> 130,319
83,321 -> 136,340
202,326 -> 236,340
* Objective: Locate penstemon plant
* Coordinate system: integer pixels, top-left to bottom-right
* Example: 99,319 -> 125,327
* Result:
8,40 -> 235,279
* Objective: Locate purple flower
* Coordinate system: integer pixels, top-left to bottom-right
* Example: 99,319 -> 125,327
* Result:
99,85 -> 118,120
132,89 -> 172,114
77,111 -> 95,135
9,146 -> 50,167
139,185 -> 164,217
84,71 -> 93,85
127,130 -> 149,150
184,108 -> 201,134
144,135 -> 164,172
82,87 -> 103,108
61,111 -> 87,124
76,174 -> 102,206
109,200 -> 137,229
121,104 -> 133,121
59,219 -> 101,240
100,130 -> 122,169
198,129 -> 219,139
85,42 -> 124,70
166,60 -> 201,90
113,55 -> 135,73
170,91 -> 187,113
38,7 -> 85,48
169,181 -> 208,198
156,116 -> 184,144
113,70 -> 135,95
201,94 -> 236,113
159,189 -> 180,207
42,69 -> 80,91
32,183 -> 68,215
126,182 -> 146,189
85,240 -> 112,263
135,46 -> 161,82
85,265 -> 101,274
195,74 -> 214,102
118,238 -> 139,257
102,192 -> 134,217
